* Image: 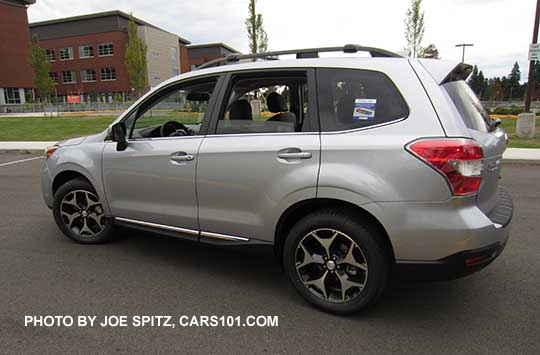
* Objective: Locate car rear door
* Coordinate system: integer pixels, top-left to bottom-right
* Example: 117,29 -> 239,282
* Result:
195,69 -> 320,243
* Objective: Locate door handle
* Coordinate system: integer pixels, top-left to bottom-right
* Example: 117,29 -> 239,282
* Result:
170,152 -> 194,162
277,150 -> 312,160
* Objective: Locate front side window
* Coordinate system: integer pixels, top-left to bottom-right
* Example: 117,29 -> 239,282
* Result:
317,68 -> 409,132
81,69 -> 96,82
62,71 -> 76,83
215,73 -> 310,135
126,78 -> 218,139
98,43 -> 114,56
45,49 -> 55,62
59,47 -> 73,60
4,88 -> 21,104
79,45 -> 94,58
100,67 -> 116,81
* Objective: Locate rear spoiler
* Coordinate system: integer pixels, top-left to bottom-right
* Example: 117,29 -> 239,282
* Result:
416,59 -> 473,85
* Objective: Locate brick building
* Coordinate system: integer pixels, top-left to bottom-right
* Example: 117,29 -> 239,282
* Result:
0,0 -> 35,106
183,43 -> 240,72
29,11 -> 192,103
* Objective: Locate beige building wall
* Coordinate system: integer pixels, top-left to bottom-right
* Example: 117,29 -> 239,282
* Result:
138,25 -> 181,88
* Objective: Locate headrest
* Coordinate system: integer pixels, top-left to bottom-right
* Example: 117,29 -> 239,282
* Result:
229,99 -> 252,120
337,94 -> 356,124
267,92 -> 288,113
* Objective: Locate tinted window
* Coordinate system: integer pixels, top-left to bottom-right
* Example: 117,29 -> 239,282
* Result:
443,81 -> 492,132
317,69 -> 408,132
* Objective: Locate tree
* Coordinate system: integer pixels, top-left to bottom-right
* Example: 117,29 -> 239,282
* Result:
506,62 -> 521,100
245,0 -> 268,54
468,65 -> 487,98
420,43 -> 439,59
404,0 -> 425,58
29,34 -> 54,104
125,14 -> 148,98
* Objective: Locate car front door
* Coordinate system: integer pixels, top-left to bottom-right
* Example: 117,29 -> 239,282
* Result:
196,69 -> 320,243
102,75 -> 222,233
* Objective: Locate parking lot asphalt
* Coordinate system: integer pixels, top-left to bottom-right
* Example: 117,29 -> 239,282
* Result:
0,151 -> 539,354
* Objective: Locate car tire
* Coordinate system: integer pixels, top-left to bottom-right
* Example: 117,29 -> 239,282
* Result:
53,178 -> 114,244
283,209 -> 389,314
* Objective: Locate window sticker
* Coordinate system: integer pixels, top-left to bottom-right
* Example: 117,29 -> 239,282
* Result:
353,98 -> 377,120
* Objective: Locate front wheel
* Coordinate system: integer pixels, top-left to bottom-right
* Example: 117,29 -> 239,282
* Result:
53,178 -> 114,244
283,210 -> 389,314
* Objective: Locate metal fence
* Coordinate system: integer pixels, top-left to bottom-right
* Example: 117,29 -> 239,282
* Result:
0,102 -> 133,115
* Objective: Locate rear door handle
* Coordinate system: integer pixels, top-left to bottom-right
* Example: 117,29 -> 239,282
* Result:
170,152 -> 194,162
277,149 -> 312,160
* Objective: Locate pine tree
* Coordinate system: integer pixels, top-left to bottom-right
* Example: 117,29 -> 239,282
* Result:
125,14 -> 148,98
507,62 -> 521,100
404,0 -> 425,58
245,0 -> 268,54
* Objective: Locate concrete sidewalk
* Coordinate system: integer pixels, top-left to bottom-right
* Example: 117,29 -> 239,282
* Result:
1,141 -> 539,163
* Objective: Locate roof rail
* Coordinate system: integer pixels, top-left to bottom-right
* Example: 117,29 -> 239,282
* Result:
196,44 -> 402,70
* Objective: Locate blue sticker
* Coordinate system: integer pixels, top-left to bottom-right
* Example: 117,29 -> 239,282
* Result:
353,99 -> 376,120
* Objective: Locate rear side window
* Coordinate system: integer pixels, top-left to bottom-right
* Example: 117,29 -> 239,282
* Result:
443,81 -> 492,132
317,68 -> 408,132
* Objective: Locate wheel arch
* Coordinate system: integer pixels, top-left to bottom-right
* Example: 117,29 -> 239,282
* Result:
52,170 -> 93,196
274,198 -> 395,265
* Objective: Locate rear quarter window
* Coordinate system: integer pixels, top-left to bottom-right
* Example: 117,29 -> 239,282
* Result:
443,81 -> 492,132
317,68 -> 409,132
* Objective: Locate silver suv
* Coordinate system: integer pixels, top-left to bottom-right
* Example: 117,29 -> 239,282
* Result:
41,45 -> 513,314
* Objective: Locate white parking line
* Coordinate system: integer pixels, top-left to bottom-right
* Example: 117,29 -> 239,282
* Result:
0,156 -> 42,167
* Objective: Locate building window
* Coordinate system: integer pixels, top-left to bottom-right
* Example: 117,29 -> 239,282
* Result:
59,47 -> 74,61
81,69 -> 96,82
79,45 -> 94,58
62,71 -> 76,83
49,72 -> 58,84
4,88 -> 22,104
98,43 -> 114,56
170,46 -> 178,61
100,67 -> 116,81
45,49 -> 55,62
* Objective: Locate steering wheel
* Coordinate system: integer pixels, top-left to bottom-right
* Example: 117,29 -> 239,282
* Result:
160,121 -> 190,137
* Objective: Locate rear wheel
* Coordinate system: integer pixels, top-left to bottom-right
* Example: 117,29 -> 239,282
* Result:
53,178 -> 113,244
283,210 -> 388,314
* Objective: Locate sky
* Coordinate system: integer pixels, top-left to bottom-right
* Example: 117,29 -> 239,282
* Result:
27,0 -> 536,82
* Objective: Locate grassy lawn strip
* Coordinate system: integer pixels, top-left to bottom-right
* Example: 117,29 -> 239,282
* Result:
0,115 -> 539,148
497,116 -> 540,148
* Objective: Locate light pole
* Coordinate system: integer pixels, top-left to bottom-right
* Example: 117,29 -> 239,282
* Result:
455,43 -> 474,63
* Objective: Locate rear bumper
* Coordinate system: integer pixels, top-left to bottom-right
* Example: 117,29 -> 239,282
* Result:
364,186 -> 513,280
394,240 -> 508,281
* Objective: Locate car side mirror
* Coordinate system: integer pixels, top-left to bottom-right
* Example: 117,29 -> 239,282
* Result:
111,122 -> 128,151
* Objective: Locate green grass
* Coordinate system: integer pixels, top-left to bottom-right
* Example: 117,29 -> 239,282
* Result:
0,115 -> 539,148
498,117 -> 540,149
0,114 -> 200,141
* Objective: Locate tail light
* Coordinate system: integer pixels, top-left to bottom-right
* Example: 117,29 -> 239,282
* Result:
406,138 -> 483,196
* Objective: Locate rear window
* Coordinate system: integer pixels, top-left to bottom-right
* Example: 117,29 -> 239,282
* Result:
317,68 -> 409,132
443,81 -> 493,132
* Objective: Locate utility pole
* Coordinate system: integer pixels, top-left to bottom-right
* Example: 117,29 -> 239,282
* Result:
455,43 -> 474,63
525,0 -> 540,112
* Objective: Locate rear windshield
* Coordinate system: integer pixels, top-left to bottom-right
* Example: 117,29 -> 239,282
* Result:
443,81 -> 493,132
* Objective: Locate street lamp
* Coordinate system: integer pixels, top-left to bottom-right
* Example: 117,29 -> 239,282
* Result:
455,43 -> 474,63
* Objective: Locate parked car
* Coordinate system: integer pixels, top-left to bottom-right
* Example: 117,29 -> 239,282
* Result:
41,45 -> 513,314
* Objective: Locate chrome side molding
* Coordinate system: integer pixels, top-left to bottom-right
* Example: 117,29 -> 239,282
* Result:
200,231 -> 249,242
114,217 -> 250,242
